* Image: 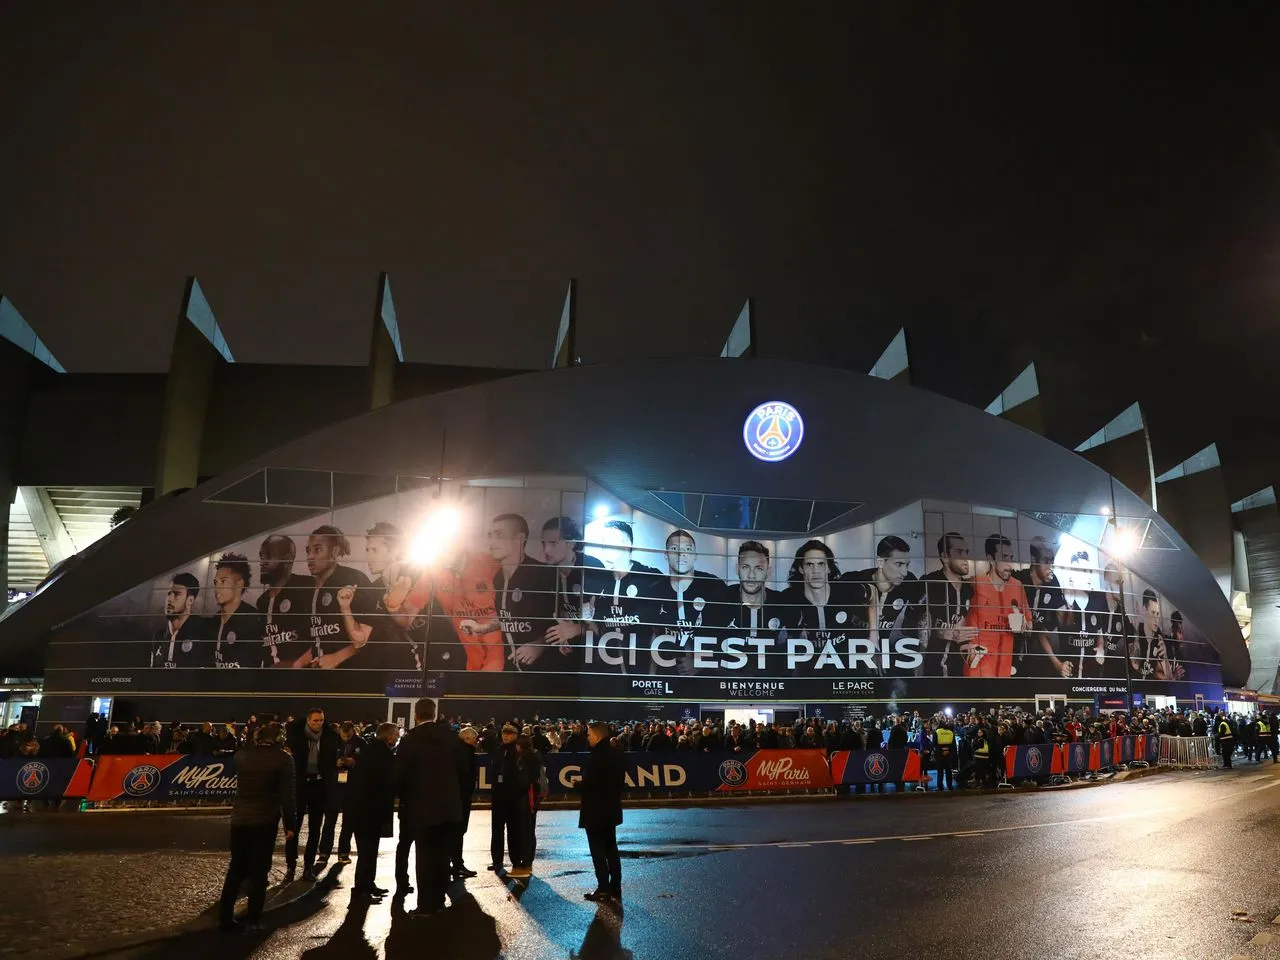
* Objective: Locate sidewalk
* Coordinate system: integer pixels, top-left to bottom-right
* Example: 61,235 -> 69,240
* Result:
0,763 -> 1171,958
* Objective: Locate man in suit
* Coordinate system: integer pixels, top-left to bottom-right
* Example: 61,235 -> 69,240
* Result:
453,727 -> 480,881
394,699 -> 471,917
575,721 -> 624,904
284,709 -> 340,881
347,722 -> 398,903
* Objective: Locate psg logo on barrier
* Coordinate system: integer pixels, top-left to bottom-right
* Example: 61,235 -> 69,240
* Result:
1071,744 -> 1086,769
1100,741 -> 1114,767
16,761 -> 50,796
718,759 -> 748,787
123,764 -> 162,798
863,753 -> 889,781
1026,747 -> 1043,773
1121,738 -> 1133,762
743,401 -> 804,463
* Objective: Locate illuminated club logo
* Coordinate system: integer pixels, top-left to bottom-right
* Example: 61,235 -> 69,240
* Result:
123,764 -> 162,798
718,759 -> 748,787
743,401 -> 804,463
1072,744 -> 1085,768
863,753 -> 889,781
16,761 -> 50,796
1026,747 -> 1043,773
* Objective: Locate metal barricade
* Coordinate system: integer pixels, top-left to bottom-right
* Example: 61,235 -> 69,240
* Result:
1158,735 -> 1214,769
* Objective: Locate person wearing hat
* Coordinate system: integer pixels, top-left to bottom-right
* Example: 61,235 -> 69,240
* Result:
489,724 -> 527,874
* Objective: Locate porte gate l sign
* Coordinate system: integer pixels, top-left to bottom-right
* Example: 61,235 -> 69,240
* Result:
743,401 -> 804,463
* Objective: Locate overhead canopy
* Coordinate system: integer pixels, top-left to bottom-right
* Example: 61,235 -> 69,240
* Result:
0,357 -> 1249,684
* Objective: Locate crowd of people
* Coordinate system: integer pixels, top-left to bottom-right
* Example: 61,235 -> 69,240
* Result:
217,700 -> 624,930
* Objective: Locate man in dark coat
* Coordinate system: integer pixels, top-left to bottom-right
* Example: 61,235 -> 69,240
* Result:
218,723 -> 296,931
284,708 -> 340,881
394,698 -> 471,917
575,721 -> 625,903
452,727 -> 480,881
346,722 -> 397,902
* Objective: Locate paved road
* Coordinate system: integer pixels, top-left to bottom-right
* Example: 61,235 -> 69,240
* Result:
9,764 -> 1280,960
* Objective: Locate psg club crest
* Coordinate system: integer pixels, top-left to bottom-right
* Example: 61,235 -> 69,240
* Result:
1071,744 -> 1085,769
1101,741 -> 1113,767
718,759 -> 748,787
1122,738 -> 1133,761
123,764 -> 162,798
863,753 -> 889,781
743,401 -> 804,463
17,761 -> 50,795
1026,747 -> 1043,773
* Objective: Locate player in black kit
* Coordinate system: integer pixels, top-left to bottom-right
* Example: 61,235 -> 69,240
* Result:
645,529 -> 726,676
255,534 -> 313,668
539,515 -> 605,666
783,540 -> 870,676
150,572 -> 207,668
293,525 -> 377,669
470,513 -> 558,671
714,541 -> 789,677
583,520 -> 656,674
1015,537 -> 1070,678
920,533 -> 977,678
359,522 -> 424,672
208,553 -> 258,668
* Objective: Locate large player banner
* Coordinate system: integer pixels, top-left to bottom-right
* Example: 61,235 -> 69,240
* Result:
47,474 -> 1224,708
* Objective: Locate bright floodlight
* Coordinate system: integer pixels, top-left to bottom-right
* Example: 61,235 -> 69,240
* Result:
409,504 -> 463,565
1100,505 -> 1111,516
1111,526 -> 1140,560
592,503 -> 610,520
944,707 -> 953,717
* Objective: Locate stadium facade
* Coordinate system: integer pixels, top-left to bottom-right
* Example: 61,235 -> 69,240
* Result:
0,278 -> 1271,731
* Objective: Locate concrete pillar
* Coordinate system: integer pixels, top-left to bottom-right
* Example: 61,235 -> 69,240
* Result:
1080,432 -> 1156,508
154,278 -> 230,496
0,338 -> 36,607
369,272 -> 403,410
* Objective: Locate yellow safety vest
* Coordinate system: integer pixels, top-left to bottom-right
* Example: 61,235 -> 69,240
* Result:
935,728 -> 955,746
1259,720 -> 1271,736
974,739 -> 990,759
1219,721 -> 1234,739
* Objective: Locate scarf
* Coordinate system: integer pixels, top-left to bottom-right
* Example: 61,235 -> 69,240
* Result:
305,725 -> 321,775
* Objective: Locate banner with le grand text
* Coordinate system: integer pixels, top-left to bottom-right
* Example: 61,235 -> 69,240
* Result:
476,749 -> 832,795
0,756 -> 94,800
87,754 -> 238,802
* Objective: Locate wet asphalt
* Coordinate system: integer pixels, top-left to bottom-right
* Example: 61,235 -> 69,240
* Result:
11,762 -> 1280,960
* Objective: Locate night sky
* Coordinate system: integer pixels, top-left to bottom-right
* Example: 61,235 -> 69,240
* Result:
1,4 -> 1278,494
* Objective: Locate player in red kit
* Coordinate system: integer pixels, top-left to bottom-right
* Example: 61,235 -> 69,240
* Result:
962,534 -> 1030,678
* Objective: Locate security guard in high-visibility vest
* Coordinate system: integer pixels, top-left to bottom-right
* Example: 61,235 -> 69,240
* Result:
933,721 -> 957,791
1217,715 -> 1235,769
958,727 -> 993,789
1259,714 -> 1277,764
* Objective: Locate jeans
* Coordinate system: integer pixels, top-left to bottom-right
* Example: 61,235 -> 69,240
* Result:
219,822 -> 277,925
585,825 -> 621,895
